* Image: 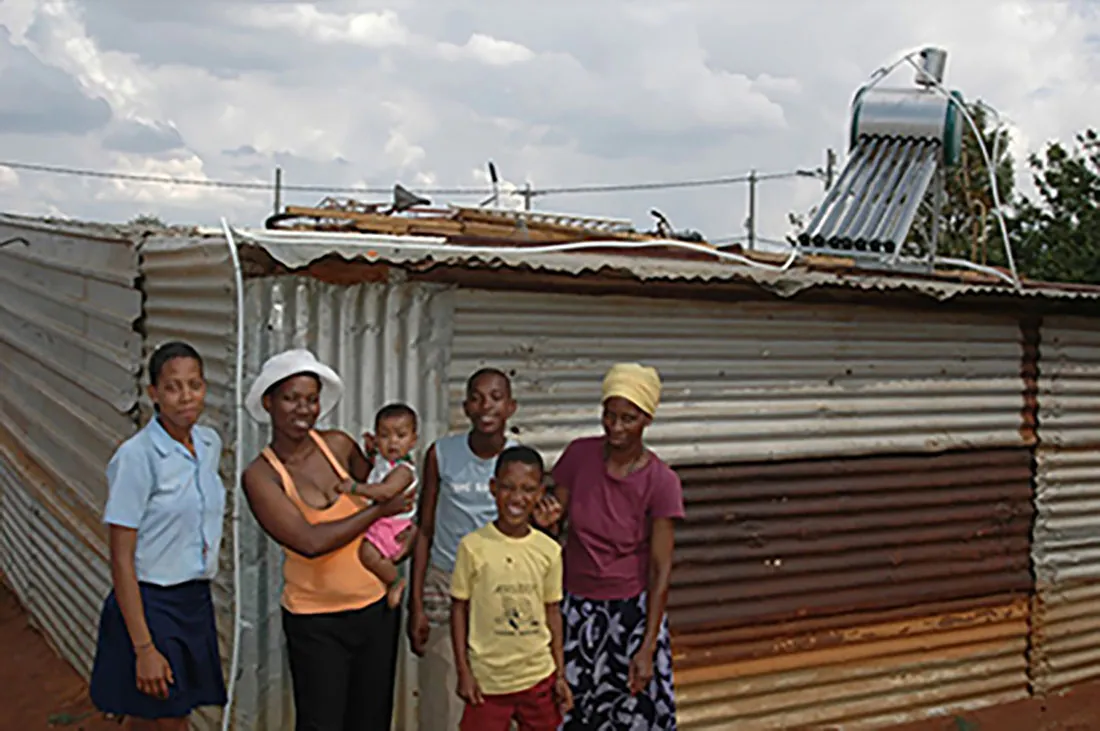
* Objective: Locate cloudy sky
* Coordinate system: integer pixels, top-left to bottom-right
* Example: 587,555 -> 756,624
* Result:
0,0 -> 1096,245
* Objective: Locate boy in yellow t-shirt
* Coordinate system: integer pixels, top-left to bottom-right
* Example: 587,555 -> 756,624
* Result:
450,445 -> 572,730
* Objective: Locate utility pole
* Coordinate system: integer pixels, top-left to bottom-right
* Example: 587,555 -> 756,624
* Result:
522,182 -> 533,211
273,166 -> 283,215
746,169 -> 757,250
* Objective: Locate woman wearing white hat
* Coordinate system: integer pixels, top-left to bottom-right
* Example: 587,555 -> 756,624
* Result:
241,349 -> 414,730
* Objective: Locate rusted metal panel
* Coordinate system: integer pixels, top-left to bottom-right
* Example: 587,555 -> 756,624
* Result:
672,449 -> 1034,730
889,675 -> 1100,731
448,290 -> 1029,464
1031,316 -> 1100,695
0,217 -> 142,679
139,234 -> 237,731
238,274 -> 456,731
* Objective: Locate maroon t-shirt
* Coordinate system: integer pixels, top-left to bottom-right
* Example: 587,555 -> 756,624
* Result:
552,436 -> 685,600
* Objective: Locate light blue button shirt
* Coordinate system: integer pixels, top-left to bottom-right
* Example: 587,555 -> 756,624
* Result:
102,418 -> 226,586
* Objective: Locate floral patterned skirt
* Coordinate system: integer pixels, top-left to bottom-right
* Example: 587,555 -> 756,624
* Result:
561,592 -> 677,730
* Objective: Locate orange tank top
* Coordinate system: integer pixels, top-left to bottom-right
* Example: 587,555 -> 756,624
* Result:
262,431 -> 385,614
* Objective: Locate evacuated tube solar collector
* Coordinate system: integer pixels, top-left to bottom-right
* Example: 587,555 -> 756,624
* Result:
799,47 -> 963,266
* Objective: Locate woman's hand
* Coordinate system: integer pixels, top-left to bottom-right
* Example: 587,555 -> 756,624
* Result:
627,644 -> 655,695
361,431 -> 376,456
379,487 -> 415,517
456,669 -> 484,706
135,644 -> 174,699
335,478 -> 359,496
553,673 -> 574,714
532,495 -> 563,529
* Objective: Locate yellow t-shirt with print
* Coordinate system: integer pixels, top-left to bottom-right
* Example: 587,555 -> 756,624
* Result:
450,522 -> 563,695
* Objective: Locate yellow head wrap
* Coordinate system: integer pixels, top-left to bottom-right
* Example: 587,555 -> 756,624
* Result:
601,363 -> 662,417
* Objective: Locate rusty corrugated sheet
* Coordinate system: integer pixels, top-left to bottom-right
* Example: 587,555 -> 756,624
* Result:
140,234 -> 238,731
448,289 -> 1029,464
239,274 -> 456,730
1032,316 -> 1100,694
0,217 -> 143,677
672,449 -> 1034,730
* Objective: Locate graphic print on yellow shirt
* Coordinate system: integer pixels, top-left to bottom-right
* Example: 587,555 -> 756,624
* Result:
450,522 -> 563,695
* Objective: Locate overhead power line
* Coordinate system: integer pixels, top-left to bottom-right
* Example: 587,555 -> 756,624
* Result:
0,160 -> 475,195
0,159 -> 825,198
533,169 -> 822,196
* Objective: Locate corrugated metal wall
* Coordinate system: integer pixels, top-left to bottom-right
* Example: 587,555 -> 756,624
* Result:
449,288 -> 1033,729
140,234 -> 238,731
447,291 -> 1030,464
673,450 -> 1033,730
1032,316 -> 1100,694
10,231 -> 1100,730
238,274 -> 456,730
0,219 -> 143,677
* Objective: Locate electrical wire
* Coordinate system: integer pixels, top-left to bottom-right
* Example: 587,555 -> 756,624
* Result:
531,169 -> 817,196
934,255 -> 1017,286
233,226 -> 803,273
0,158 -> 818,199
218,219 -> 246,731
0,160 -> 486,195
902,55 -> 1020,288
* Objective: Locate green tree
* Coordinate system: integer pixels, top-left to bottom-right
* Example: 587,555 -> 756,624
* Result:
128,213 -> 166,227
1010,130 -> 1100,285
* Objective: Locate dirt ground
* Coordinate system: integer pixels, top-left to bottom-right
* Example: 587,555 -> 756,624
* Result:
0,580 -> 117,731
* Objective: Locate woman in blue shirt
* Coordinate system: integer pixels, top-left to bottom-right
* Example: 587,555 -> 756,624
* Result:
89,341 -> 228,729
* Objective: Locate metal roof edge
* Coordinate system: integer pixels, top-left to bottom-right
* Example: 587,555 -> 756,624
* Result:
229,225 -> 1100,306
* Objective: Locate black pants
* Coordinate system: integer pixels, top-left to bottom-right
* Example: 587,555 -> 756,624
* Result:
282,598 -> 401,731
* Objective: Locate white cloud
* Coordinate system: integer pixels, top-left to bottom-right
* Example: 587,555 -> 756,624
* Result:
96,152 -> 262,209
28,0 -> 153,117
384,129 -> 426,169
438,33 -> 535,66
0,0 -> 1093,243
0,165 -> 19,189
237,5 -> 410,48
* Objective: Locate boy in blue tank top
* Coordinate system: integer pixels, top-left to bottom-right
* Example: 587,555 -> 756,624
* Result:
409,368 -> 518,731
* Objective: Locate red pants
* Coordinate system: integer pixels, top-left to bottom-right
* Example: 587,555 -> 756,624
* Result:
459,673 -> 562,731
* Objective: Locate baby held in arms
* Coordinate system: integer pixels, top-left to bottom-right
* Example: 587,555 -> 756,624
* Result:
340,403 -> 420,607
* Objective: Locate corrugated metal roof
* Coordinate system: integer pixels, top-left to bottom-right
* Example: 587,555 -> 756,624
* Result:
1032,316 -> 1100,694
0,218 -> 143,679
447,289 -> 1029,465
231,226 -> 1100,304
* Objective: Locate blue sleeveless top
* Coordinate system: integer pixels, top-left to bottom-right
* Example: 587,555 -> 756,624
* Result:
430,433 -> 517,573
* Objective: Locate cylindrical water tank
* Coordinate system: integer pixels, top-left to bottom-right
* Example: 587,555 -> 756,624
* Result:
849,86 -> 964,166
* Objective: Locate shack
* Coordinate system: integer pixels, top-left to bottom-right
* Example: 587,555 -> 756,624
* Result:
1,211 -> 1099,730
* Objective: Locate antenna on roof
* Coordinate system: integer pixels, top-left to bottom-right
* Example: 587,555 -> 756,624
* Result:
479,161 -> 500,208
797,46 -> 962,272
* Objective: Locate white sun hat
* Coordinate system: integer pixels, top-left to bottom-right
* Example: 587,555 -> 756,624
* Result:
245,349 -> 344,424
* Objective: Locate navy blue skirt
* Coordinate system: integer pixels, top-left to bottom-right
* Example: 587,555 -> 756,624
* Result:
90,580 -> 227,719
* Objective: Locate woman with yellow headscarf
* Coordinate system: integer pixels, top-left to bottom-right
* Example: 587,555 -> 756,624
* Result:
535,363 -> 683,729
